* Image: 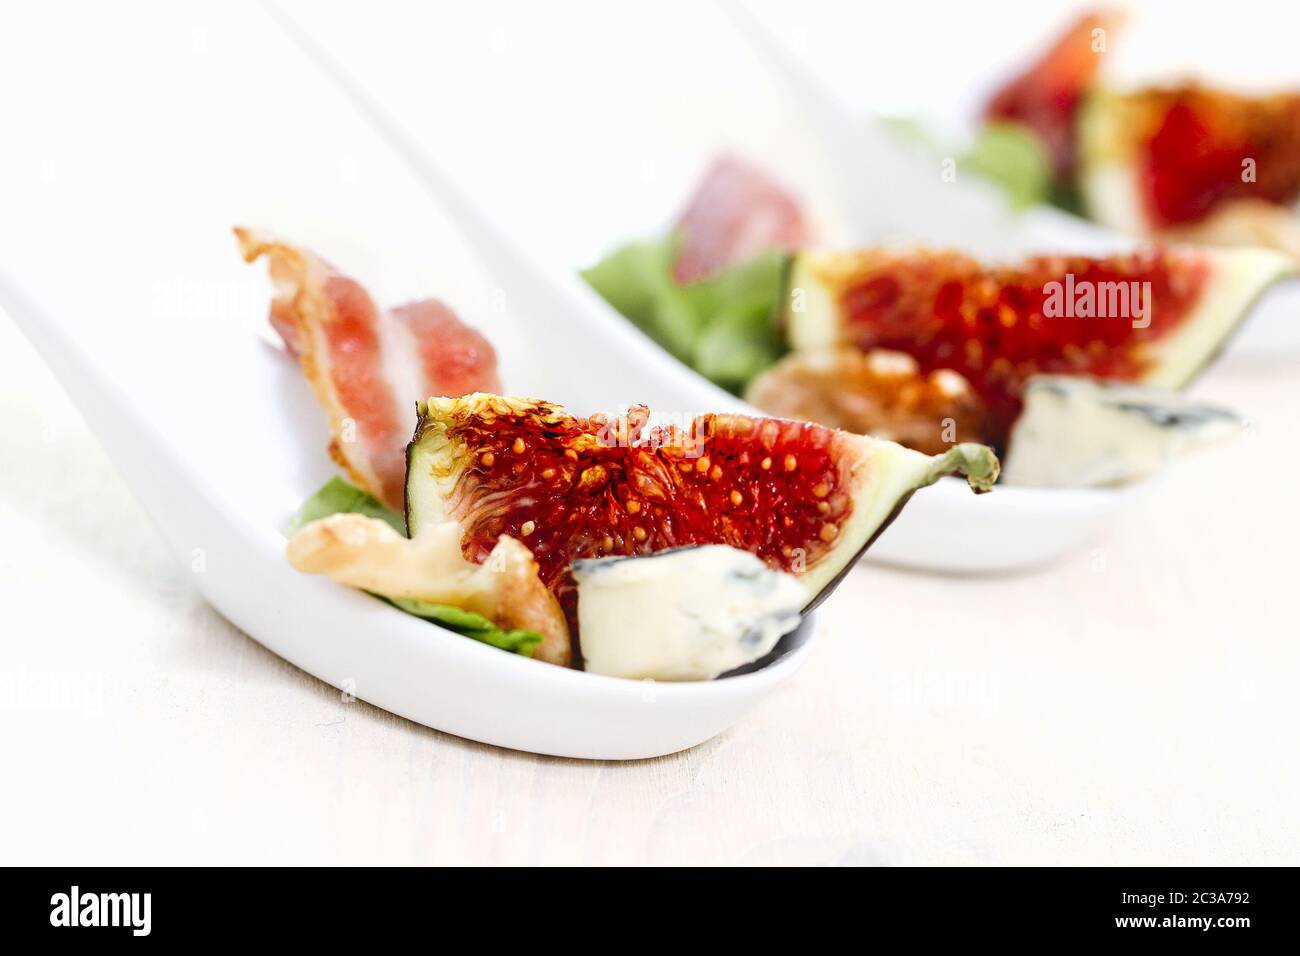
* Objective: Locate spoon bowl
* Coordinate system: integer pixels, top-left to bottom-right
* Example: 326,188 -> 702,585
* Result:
0,254 -> 818,760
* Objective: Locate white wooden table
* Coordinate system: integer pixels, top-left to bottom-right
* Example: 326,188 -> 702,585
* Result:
2,0 -> 1298,865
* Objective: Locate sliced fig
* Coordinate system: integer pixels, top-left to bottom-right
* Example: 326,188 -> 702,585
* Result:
405,394 -> 999,615
1079,85 -> 1300,242
781,246 -> 1292,449
983,9 -> 1116,180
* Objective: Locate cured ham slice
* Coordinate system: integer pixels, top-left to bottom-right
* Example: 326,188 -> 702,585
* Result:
672,155 -> 810,284
235,228 -> 502,510
984,9 -> 1115,180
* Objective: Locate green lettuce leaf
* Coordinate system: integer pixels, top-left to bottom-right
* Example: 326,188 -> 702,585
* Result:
289,477 -> 542,657
682,250 -> 787,387
288,475 -> 405,535
387,598 -> 542,656
879,114 -> 945,152
884,114 -> 1067,212
582,237 -> 786,393
961,121 -> 1054,210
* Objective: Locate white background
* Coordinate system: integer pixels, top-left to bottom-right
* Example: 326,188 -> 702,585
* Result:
1,0 -> 1298,864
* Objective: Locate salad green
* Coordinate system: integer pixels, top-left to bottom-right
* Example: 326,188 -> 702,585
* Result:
582,235 -> 787,393
961,121 -> 1054,210
882,115 -> 1059,211
288,475 -> 406,535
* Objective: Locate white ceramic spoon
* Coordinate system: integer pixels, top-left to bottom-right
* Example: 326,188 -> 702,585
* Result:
0,263 -> 819,760
268,1 -> 1148,574
721,0 -> 1300,360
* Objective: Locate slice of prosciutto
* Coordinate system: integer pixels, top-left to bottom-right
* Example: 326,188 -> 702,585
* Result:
672,155 -> 811,284
984,9 -> 1116,180
235,228 -> 502,510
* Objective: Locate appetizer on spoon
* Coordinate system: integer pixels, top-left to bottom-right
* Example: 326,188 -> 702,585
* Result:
242,230 -> 998,680
720,0 -> 1300,360
585,158 -> 1288,491
0,248 -> 825,758
983,8 -> 1300,262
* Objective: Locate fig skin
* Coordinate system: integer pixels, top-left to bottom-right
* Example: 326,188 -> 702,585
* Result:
406,394 -> 999,622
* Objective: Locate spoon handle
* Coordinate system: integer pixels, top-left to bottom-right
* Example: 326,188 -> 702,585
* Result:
264,0 -> 746,417
718,0 -> 1124,256
0,265 -> 224,565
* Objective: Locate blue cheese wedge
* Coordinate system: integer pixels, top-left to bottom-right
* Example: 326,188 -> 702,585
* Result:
572,546 -> 806,681
1002,375 -> 1243,488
